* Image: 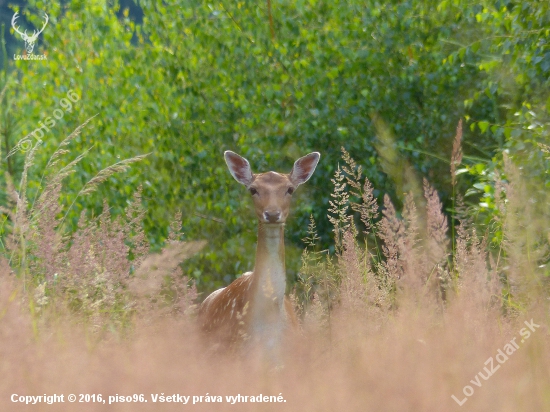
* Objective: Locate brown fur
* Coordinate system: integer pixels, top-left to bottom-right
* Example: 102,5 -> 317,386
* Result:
199,151 -> 320,346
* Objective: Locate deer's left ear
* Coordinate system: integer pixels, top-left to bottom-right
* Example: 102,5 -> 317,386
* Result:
289,152 -> 320,187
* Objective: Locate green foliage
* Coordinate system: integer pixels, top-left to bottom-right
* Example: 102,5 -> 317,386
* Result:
443,0 -> 550,196
1,0 -> 548,293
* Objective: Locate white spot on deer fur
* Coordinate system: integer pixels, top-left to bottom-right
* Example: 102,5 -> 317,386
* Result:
201,154 -> 318,344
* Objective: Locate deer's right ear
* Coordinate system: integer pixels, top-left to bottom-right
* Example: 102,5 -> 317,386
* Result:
224,151 -> 254,186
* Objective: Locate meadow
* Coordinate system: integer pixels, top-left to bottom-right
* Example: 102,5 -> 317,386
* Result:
1,1 -> 549,411
1,125 -> 548,411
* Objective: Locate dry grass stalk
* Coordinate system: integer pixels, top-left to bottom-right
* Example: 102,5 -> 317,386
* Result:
340,228 -> 366,311
129,240 -> 206,297
422,178 -> 450,302
341,147 -> 379,234
298,216 -> 335,324
0,82 -> 8,107
30,182 -> 63,280
423,178 -> 449,266
378,194 -> 404,283
124,186 -> 150,268
451,119 -> 463,186
46,114 -> 98,169
500,153 -> 548,307
80,154 -> 150,197
400,192 -> 424,292
454,213 -> 500,312
328,165 -> 350,254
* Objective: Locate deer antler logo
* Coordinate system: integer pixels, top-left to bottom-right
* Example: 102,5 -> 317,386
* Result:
11,11 -> 49,54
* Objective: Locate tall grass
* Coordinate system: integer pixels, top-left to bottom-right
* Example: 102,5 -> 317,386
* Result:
0,118 -> 549,411
0,118 -> 201,329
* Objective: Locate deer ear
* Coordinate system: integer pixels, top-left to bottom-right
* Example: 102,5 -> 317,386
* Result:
289,152 -> 320,186
224,151 -> 254,186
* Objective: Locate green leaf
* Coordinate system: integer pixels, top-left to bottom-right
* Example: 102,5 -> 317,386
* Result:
478,121 -> 490,133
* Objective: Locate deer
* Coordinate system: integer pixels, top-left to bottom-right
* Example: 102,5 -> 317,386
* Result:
11,11 -> 49,55
199,150 -> 320,350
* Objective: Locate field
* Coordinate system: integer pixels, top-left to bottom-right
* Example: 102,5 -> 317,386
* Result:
1,140 -> 549,411
1,1 -> 549,411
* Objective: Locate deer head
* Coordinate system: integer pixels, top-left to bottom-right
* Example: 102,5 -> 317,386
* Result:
11,12 -> 49,54
224,151 -> 320,224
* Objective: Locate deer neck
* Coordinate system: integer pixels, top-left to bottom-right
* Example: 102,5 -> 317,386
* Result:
251,223 -> 286,312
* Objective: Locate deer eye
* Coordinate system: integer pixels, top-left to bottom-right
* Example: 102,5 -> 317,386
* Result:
287,187 -> 295,195
249,188 -> 258,196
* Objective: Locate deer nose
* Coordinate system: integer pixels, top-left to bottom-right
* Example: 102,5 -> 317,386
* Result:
263,210 -> 281,223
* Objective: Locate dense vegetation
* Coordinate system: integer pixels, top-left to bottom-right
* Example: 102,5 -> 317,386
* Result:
1,0 -> 548,291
